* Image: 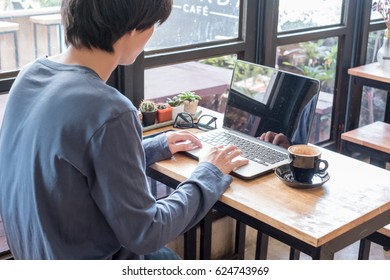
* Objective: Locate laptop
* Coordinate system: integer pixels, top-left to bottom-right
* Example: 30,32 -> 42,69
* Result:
186,60 -> 321,180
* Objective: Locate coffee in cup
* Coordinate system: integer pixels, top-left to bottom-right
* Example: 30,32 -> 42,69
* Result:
288,144 -> 328,183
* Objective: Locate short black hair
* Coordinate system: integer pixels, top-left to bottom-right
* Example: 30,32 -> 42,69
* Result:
61,0 -> 172,53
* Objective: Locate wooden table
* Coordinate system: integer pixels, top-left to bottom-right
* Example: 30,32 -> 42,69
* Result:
146,127 -> 390,259
346,62 -> 390,132
0,21 -> 19,68
341,121 -> 390,168
29,14 -> 63,58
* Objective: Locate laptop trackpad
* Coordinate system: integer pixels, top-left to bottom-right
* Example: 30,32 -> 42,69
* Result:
185,143 -> 272,180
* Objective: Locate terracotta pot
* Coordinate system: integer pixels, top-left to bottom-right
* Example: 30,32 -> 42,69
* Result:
183,100 -> 199,115
156,107 -> 173,123
142,111 -> 156,127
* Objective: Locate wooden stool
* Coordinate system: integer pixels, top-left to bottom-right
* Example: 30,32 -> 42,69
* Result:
0,21 -> 19,69
30,14 -> 63,58
341,121 -> 390,168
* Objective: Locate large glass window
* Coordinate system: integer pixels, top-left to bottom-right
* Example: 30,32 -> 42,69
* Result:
276,38 -> 338,143
276,0 -> 345,145
278,0 -> 343,32
143,0 -> 245,114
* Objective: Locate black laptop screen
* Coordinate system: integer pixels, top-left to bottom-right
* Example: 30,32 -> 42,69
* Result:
223,61 -> 320,145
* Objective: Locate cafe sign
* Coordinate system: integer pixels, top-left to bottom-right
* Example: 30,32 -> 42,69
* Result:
147,0 -> 240,49
176,0 -> 240,17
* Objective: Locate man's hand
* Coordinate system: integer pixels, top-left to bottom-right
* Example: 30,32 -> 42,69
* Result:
165,130 -> 202,154
199,145 -> 249,175
259,131 -> 291,149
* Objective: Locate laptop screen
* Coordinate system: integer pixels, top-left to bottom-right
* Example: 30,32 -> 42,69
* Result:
223,60 -> 320,145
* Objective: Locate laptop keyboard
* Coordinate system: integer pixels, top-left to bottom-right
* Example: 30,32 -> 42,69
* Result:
199,131 -> 288,166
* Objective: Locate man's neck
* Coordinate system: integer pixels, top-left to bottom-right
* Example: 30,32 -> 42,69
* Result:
48,46 -> 118,82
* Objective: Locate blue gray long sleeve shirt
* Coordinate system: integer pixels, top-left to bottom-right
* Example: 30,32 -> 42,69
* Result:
0,58 -> 232,259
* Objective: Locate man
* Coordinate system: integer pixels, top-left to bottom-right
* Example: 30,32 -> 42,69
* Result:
0,0 -> 248,259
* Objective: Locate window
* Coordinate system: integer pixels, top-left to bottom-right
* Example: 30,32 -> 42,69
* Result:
278,0 -> 344,32
273,0 -> 349,145
127,0 -> 256,111
276,38 -> 338,143
144,0 -> 242,114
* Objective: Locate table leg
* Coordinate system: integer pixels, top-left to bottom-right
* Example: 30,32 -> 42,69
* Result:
312,246 -> 334,260
13,31 -> 19,68
345,77 -> 363,131
358,239 -> 371,260
200,210 -> 213,260
289,248 -> 300,260
47,25 -> 51,56
58,25 -> 63,53
234,221 -> 246,259
33,23 -> 38,58
184,227 -> 197,260
255,232 -> 269,260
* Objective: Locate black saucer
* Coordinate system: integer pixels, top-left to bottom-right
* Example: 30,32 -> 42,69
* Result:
275,164 -> 330,189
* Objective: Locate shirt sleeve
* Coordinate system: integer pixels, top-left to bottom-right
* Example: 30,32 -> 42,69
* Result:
142,134 -> 172,166
85,110 -> 232,255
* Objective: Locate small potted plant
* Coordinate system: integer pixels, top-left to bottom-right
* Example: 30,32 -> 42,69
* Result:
166,95 -> 184,118
156,103 -> 172,123
139,100 -> 156,127
178,91 -> 202,115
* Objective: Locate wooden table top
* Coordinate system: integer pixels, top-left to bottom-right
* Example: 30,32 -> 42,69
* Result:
0,21 -> 19,33
341,121 -> 390,154
29,14 -> 61,25
149,133 -> 390,248
348,62 -> 390,83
